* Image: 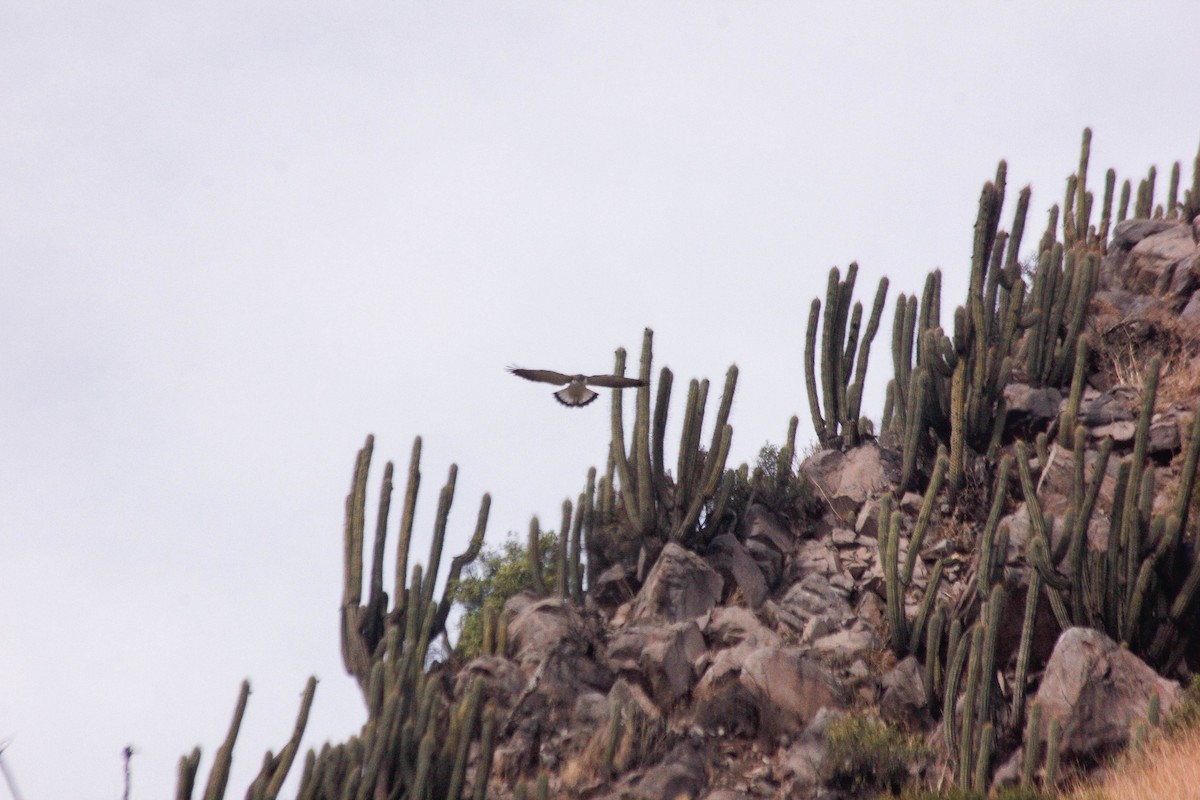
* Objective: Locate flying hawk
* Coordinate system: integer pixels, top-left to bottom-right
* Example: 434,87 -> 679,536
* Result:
507,366 -> 647,408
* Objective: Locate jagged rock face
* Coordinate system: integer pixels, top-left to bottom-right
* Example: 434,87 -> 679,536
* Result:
628,543 -> 724,624
1105,219 -> 1198,296
1033,627 -> 1181,763
741,505 -> 794,594
591,563 -> 638,611
801,442 -> 889,521
455,655 -> 525,710
705,534 -> 768,609
693,645 -> 846,738
1003,384 -> 1063,426
606,621 -> 706,710
507,595 -> 601,676
703,605 -> 781,649
880,655 -> 930,730
1103,219 -> 1200,295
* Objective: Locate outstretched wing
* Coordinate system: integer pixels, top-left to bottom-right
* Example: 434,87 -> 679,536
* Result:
585,374 -> 648,388
508,366 -> 574,385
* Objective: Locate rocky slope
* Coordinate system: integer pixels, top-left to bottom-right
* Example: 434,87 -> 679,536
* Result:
176,133 -> 1200,800
430,143 -> 1200,799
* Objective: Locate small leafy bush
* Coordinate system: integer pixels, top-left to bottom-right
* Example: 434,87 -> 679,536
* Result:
727,442 -> 821,525
453,529 -> 558,658
823,714 -> 928,795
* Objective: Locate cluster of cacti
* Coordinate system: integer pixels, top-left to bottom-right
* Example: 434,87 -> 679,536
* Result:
1022,241 -> 1098,390
340,435 -> 490,692
895,355 -> 1200,791
941,584 -> 1006,791
176,678 -> 317,800
603,327 -> 738,548
323,435 -> 497,799
478,602 -> 509,657
883,442 -> 1063,788
880,131 -> 1112,496
1119,152 -> 1200,223
1012,357 -> 1200,667
879,446 -> 948,656
524,487 -> 592,605
803,263 -> 890,447
179,436 -> 501,800
883,166 -> 1036,493
1019,701 -> 1063,791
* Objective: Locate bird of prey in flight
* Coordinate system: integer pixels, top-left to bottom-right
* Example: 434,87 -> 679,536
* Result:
507,366 -> 647,408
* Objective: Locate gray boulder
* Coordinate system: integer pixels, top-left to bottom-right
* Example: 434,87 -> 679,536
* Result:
879,655 -> 930,730
706,534 -> 768,609
1031,627 -> 1181,763
801,443 -> 889,521
629,543 -> 724,624
694,645 -> 845,737
606,621 -> 706,709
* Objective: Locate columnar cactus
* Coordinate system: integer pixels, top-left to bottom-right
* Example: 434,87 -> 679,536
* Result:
882,448 -> 947,656
176,677 -> 319,800
608,328 -> 737,548
804,263 -> 889,447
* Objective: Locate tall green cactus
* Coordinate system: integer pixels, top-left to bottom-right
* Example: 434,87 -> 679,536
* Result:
176,677 -> 317,800
608,328 -> 737,548
341,436 -> 489,692
804,264 -> 889,447
307,438 -> 497,799
882,449 -> 947,656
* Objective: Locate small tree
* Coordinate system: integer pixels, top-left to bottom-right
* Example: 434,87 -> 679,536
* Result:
454,530 -> 558,658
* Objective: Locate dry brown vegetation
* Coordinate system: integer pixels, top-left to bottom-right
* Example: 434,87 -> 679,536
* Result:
1089,303 -> 1200,410
1064,725 -> 1200,800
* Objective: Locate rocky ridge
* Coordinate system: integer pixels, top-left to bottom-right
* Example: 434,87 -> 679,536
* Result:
174,133 -> 1200,800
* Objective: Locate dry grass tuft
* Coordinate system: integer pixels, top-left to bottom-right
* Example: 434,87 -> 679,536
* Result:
1064,725 -> 1200,800
1090,306 -> 1200,410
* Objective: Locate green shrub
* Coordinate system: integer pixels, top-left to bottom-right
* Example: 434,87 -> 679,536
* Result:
727,442 -> 821,525
453,529 -> 558,658
824,714 -> 928,795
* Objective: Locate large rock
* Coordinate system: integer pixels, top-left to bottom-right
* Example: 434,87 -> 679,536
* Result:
704,605 -> 781,649
502,595 -> 614,737
590,563 -> 638,610
741,505 -> 790,588
507,595 -> 595,675
630,742 -> 707,800
771,571 -> 854,635
694,645 -> 845,737
1004,383 -> 1063,424
743,503 -> 794,554
629,543 -> 724,624
879,655 -> 930,730
705,534 -> 768,609
455,655 -> 525,710
1077,386 -> 1138,426
1109,218 -> 1180,251
801,443 -> 889,521
777,707 -> 845,795
1124,222 -> 1197,295
1103,219 -> 1194,293
1031,627 -> 1181,763
606,621 -> 706,709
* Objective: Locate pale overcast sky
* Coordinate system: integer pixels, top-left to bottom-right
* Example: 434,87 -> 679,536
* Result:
3,3 -> 1199,798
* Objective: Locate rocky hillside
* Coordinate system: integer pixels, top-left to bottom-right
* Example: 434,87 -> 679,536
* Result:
177,131 -> 1200,800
